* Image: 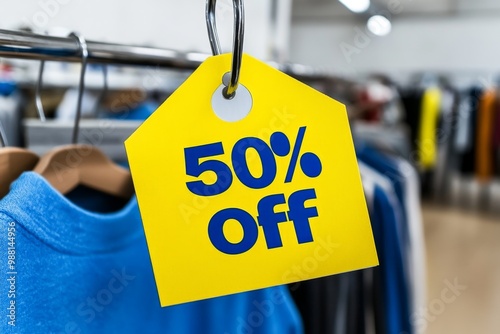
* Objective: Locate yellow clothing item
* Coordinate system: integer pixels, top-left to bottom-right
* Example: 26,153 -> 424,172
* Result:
418,87 -> 441,170
476,89 -> 496,182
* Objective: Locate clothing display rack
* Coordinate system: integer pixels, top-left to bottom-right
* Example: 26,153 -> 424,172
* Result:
0,24 -> 426,334
0,28 -> 336,82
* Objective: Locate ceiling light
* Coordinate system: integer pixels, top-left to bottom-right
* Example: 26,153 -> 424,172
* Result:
339,0 -> 371,13
367,15 -> 392,37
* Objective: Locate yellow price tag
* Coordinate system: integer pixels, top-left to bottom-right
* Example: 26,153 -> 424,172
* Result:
125,53 -> 378,307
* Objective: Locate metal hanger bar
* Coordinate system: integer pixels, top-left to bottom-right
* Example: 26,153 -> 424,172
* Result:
0,28 -> 350,82
0,29 -> 202,69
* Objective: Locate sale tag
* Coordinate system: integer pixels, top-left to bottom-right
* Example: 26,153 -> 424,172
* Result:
125,54 -> 378,307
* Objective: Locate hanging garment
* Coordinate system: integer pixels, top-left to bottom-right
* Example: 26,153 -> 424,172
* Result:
0,80 -> 22,147
433,89 -> 458,200
359,174 -> 378,334
391,158 -> 427,334
401,88 -> 424,156
289,276 -> 342,334
417,87 -> 442,170
455,93 -> 472,153
0,172 -> 303,334
329,270 -> 366,334
288,269 -> 366,334
458,87 -> 482,175
359,147 -> 426,334
475,89 -> 496,182
359,162 -> 392,334
494,97 -> 500,176
357,145 -> 408,239
102,100 -> 158,121
56,89 -> 99,121
290,159 -> 410,334
352,123 -> 412,158
358,159 -> 412,334
370,184 -> 411,334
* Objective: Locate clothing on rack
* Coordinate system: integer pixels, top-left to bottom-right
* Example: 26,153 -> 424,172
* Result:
400,81 -> 500,205
0,71 -> 22,147
56,89 -> 99,121
358,145 -> 412,334
494,97 -> 500,175
401,89 -> 423,157
290,142 -> 426,334
0,172 -> 303,333
476,89 -> 496,182
0,26 -> 436,334
452,86 -> 500,185
458,87 -> 482,176
432,88 -> 458,201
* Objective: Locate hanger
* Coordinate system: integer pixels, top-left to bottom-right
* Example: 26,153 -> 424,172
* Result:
25,62 -> 137,162
33,33 -> 134,199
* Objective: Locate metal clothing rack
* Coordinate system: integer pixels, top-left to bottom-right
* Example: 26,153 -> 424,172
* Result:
0,28 -> 354,161
0,28 -> 344,83
0,29 -> 202,69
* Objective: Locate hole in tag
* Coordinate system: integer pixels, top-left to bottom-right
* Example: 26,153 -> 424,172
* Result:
211,80 -> 253,122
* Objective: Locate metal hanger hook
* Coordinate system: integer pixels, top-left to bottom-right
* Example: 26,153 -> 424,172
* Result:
0,121 -> 8,148
206,0 -> 245,99
69,32 -> 89,145
35,60 -> 47,122
35,31 -> 50,122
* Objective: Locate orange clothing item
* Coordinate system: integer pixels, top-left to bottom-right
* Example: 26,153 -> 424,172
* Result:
475,89 -> 496,182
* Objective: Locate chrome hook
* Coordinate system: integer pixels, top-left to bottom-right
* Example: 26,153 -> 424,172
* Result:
69,32 -> 89,145
0,121 -> 8,147
35,60 -> 47,122
206,0 -> 245,99
35,31 -> 49,122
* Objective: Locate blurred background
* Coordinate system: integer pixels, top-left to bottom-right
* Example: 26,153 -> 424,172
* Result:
0,1 -> 499,333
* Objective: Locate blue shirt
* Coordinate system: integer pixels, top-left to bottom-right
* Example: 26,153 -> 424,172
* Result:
370,185 -> 411,334
357,143 -> 412,333
0,172 -> 303,334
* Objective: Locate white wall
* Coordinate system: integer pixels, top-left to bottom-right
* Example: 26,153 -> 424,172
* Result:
290,4 -> 500,77
0,0 -> 290,61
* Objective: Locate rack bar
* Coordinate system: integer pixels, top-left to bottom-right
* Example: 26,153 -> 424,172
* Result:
0,29 -> 203,69
0,28 -> 346,82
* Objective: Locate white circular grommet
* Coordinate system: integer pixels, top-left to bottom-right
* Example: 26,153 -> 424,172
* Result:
211,84 -> 253,122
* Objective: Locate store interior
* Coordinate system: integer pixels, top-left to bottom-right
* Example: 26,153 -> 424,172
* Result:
0,1 -> 499,333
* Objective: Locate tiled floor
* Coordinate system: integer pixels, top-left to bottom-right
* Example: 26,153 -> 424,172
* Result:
423,204 -> 500,334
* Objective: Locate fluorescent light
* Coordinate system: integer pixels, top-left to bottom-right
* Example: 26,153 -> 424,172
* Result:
339,0 -> 370,13
367,15 -> 392,36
